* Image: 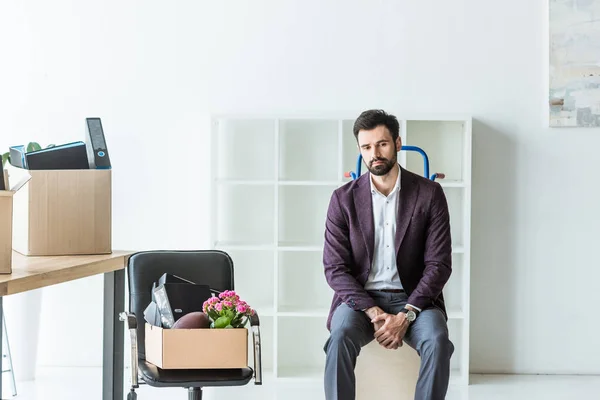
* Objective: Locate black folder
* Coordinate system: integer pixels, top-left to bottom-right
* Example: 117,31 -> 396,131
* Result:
25,141 -> 90,170
152,283 -> 213,328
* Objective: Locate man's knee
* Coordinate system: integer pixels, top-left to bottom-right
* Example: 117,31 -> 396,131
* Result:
421,331 -> 454,359
325,323 -> 370,355
329,325 -> 361,346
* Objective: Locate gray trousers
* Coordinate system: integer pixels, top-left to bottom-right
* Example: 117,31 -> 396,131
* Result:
323,291 -> 454,400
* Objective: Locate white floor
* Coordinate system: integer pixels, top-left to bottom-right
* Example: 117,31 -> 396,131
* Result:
2,367 -> 599,400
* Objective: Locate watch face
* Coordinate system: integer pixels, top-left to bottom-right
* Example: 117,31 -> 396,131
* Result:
406,310 -> 416,321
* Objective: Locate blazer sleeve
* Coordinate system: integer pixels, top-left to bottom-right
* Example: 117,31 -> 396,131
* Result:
406,182 -> 453,310
323,190 -> 376,311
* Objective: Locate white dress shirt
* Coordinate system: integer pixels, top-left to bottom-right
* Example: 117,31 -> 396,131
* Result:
364,166 -> 421,312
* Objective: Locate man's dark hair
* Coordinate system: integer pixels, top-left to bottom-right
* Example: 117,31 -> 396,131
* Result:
353,109 -> 400,142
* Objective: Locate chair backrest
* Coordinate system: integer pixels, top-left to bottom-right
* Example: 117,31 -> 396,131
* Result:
127,250 -> 235,359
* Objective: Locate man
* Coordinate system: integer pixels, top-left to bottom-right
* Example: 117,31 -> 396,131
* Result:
322,109 -> 454,400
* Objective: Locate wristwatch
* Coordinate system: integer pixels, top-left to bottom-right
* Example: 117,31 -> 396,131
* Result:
400,307 -> 417,322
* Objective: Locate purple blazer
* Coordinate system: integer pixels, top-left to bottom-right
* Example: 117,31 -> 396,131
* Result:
323,167 -> 452,330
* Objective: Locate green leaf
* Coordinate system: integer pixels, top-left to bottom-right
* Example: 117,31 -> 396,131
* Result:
26,142 -> 41,153
1,152 -> 9,169
46,144 -> 56,148
213,315 -> 232,329
207,310 -> 219,321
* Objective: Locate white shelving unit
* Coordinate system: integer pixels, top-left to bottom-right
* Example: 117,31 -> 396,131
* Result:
210,114 -> 472,386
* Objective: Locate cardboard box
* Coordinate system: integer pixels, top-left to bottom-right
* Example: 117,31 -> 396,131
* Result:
0,169 -> 30,274
11,169 -> 111,256
145,323 -> 248,369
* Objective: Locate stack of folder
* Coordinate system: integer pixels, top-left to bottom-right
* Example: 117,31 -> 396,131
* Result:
9,142 -> 90,170
7,117 -> 112,170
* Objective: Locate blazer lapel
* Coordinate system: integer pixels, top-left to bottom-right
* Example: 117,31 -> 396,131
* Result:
395,168 -> 420,254
353,176 -> 374,268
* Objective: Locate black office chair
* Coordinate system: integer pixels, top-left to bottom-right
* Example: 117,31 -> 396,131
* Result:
119,250 -> 262,400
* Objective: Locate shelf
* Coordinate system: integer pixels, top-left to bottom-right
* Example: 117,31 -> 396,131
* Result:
212,243 -> 325,252
438,180 -> 468,188
215,184 -> 275,246
215,248 -> 275,313
279,119 -> 339,182
277,317 -> 329,378
278,181 -> 341,186
443,187 -> 466,249
216,180 -> 275,185
278,251 -> 333,313
452,246 -> 465,254
211,114 -> 471,385
444,253 -> 464,317
278,185 -> 336,247
214,119 -> 276,181
213,243 -> 273,251
277,307 -> 330,317
405,120 -> 466,182
278,244 -> 323,252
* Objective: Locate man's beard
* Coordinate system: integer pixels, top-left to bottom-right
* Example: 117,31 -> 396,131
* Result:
367,154 -> 396,176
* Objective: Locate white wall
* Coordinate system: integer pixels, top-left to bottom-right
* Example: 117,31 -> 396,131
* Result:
0,0 -> 598,375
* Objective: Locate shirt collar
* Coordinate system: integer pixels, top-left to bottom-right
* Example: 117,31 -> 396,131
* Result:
370,164 -> 401,196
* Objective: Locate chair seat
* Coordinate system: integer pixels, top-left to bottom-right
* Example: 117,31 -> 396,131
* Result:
139,360 -> 254,388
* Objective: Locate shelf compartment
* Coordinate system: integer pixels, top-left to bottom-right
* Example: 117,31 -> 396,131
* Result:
443,253 -> 464,317
278,185 -> 336,247
278,119 -> 339,182
342,119 -> 365,181
250,315 -> 274,373
215,248 -> 275,314
216,184 -> 275,246
443,187 -> 465,249
277,251 -> 333,313
214,119 -> 276,181
405,120 -> 466,182
277,316 -> 329,379
448,318 -> 466,385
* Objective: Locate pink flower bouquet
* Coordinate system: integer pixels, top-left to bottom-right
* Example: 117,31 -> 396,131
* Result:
202,290 -> 255,329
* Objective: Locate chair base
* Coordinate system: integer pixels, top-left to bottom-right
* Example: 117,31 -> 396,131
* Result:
189,387 -> 202,400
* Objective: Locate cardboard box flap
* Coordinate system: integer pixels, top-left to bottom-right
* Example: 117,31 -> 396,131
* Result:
0,168 -> 31,196
8,175 -> 31,193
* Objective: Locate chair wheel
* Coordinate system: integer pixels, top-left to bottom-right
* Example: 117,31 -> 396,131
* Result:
127,390 -> 137,400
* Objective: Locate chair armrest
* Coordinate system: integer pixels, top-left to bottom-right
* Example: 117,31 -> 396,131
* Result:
119,312 -> 139,388
250,311 -> 262,385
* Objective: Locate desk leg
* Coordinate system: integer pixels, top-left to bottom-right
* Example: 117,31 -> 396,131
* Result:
103,270 -> 125,400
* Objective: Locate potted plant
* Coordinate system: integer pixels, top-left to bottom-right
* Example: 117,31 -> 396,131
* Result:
202,290 -> 255,329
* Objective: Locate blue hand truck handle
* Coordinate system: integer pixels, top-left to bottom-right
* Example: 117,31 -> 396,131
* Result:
345,145 -> 444,181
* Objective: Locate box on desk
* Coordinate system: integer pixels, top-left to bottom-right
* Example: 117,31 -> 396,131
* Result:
145,323 -> 248,369
11,169 -> 111,256
0,169 -> 30,273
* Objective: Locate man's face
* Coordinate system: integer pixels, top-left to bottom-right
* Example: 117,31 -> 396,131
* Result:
356,125 -> 401,176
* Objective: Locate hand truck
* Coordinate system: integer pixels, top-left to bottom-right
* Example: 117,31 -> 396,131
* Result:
344,145 -> 445,181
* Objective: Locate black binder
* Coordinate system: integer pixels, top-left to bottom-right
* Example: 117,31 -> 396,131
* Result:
85,118 -> 111,169
25,141 -> 90,170
152,283 -> 213,328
